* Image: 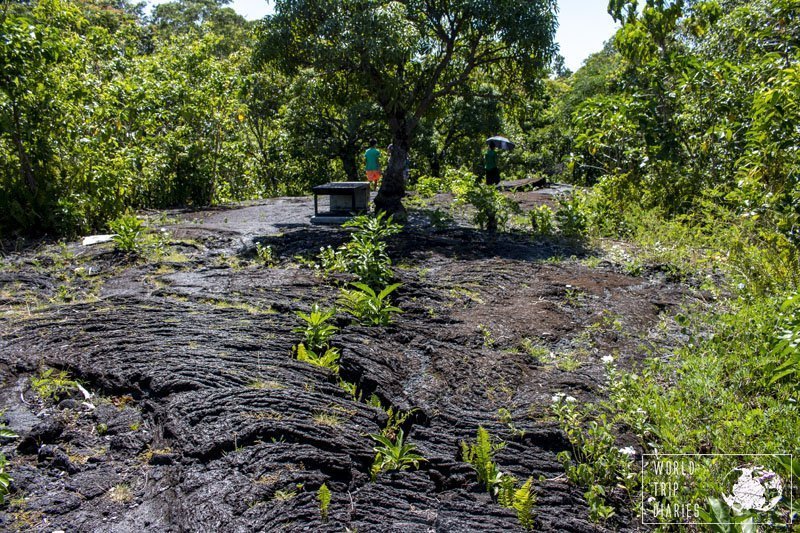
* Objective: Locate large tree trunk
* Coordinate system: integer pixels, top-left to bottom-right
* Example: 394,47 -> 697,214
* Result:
430,151 -> 441,178
374,117 -> 412,219
374,139 -> 407,217
340,148 -> 358,181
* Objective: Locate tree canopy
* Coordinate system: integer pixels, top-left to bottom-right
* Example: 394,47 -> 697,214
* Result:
0,0 -> 797,252
257,0 -> 558,214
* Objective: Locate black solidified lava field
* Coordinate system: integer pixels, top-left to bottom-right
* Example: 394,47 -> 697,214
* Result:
0,194 -> 692,531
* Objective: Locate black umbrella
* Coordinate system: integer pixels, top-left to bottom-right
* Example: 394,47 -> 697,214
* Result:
487,136 -> 515,150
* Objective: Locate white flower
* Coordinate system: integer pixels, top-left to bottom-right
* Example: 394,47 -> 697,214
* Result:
619,446 -> 636,457
601,355 -> 614,364
552,392 -> 577,403
737,283 -> 746,290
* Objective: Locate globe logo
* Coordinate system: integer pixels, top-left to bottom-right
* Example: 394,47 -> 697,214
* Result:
721,466 -> 783,514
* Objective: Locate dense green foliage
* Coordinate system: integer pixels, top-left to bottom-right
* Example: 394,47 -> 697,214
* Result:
259,0 -> 559,214
531,0 -> 800,526
5,0 -> 796,248
318,213 -> 402,289
0,0 -> 256,235
563,0 -> 799,253
0,0 -> 561,236
0,0 -> 381,236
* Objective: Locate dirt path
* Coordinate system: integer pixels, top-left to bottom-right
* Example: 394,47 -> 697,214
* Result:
0,192 -> 691,531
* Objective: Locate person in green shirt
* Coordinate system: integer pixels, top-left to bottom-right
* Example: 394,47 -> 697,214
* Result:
484,140 -> 500,185
364,139 -> 381,190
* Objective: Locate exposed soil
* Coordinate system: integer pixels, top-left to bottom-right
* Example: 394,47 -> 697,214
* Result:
0,189 -> 697,532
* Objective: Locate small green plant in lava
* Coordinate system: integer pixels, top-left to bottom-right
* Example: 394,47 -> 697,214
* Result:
497,475 -> 537,530
318,212 -> 402,288
551,393 -> 633,523
338,379 -> 361,401
0,422 -> 18,505
31,368 -> 77,401
497,408 -> 526,439
368,428 -> 425,480
461,426 -> 537,529
318,483 -> 331,522
337,282 -> 402,326
461,426 -> 505,492
294,343 -> 340,373
0,453 -> 12,505
293,304 -> 338,352
109,214 -> 144,253
255,243 -> 275,265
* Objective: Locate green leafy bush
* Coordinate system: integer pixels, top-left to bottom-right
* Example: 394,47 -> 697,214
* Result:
460,426 -> 505,492
414,175 -> 443,198
459,183 -> 521,232
318,245 -> 346,272
529,205 -> 555,236
319,213 -> 401,288
554,194 -> 587,238
584,484 -> 615,523
343,212 -> 403,243
764,292 -> 800,388
255,243 -> 275,265
443,167 -> 477,197
369,428 -> 426,479
337,282 -> 402,326
31,368 -> 77,401
550,393 -> 636,523
293,304 -> 338,353
552,396 -> 632,489
294,343 -> 340,373
343,234 -> 394,289
109,214 -> 145,253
